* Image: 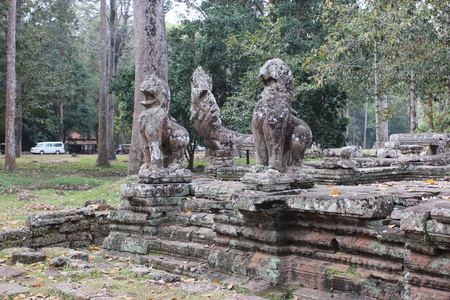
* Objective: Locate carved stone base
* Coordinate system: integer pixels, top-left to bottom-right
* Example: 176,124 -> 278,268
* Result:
139,165 -> 193,184
242,168 -> 314,191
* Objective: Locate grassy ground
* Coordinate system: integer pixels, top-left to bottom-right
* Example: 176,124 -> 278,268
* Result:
0,154 -> 132,228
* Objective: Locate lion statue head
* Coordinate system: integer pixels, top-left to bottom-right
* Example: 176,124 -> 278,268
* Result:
190,67 -> 221,129
257,58 -> 294,94
140,74 -> 170,109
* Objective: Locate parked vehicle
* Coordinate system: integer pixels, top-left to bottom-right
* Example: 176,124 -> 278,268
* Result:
30,142 -> 66,155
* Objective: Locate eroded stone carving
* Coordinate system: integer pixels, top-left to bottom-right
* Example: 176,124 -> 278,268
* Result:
252,59 -> 312,171
243,59 -> 313,190
190,67 -> 254,177
138,75 -> 192,183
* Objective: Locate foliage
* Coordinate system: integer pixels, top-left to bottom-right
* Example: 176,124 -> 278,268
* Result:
221,2 -> 349,147
110,64 -> 135,141
306,0 -> 449,141
0,0 -> 99,150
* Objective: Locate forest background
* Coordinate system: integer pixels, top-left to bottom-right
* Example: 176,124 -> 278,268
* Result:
1,0 -> 449,170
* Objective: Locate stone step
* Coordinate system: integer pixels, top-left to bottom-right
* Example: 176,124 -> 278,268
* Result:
173,212 -> 215,228
145,254 -> 209,278
181,198 -> 233,213
147,238 -> 215,261
191,179 -> 247,201
159,225 -> 216,244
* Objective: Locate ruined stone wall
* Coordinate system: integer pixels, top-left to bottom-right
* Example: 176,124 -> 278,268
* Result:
0,207 -> 109,250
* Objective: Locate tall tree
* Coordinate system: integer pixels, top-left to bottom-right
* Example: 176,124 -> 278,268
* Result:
5,0 -> 17,172
107,0 -> 117,161
128,0 -> 168,174
95,0 -> 111,167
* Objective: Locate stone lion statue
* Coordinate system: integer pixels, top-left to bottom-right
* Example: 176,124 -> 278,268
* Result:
138,75 -> 190,174
190,67 -> 255,176
252,58 -> 312,172
190,66 -> 222,139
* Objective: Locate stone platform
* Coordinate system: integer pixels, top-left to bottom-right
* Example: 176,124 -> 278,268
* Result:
103,178 -> 450,299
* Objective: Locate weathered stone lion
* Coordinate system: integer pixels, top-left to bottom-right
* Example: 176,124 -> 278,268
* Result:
190,67 -> 254,177
252,58 -> 312,171
138,75 -> 190,181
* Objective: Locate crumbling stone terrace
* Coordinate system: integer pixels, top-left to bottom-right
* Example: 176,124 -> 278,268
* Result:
103,178 -> 450,299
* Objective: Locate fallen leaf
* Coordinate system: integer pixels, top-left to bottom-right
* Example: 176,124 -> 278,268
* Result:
185,209 -> 192,214
89,257 -> 95,261
388,224 -> 396,228
386,215 -> 391,219
330,189 -> 341,197
31,281 -> 45,287
327,184 -> 334,187
90,247 -> 100,250
227,283 -> 233,290
213,281 -> 220,284
30,262 -> 41,267
425,179 -> 436,185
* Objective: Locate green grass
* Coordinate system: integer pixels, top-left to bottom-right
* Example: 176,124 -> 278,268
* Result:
0,155 -> 132,227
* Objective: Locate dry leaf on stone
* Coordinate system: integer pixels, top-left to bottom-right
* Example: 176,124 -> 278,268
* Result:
227,283 -> 233,290
425,179 -> 436,184
330,189 -> 341,197
185,209 -> 192,214
31,281 -> 45,287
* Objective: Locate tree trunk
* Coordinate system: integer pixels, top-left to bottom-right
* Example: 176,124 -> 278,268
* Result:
345,106 -> 350,145
95,0 -> 111,167
15,102 -> 21,158
409,69 -> 416,133
439,94 -> 444,114
60,101 -> 64,141
14,0 -> 22,159
5,0 -> 17,172
128,0 -> 169,175
363,102 -> 368,149
427,92 -> 434,130
107,0 -> 117,161
373,41 -> 388,148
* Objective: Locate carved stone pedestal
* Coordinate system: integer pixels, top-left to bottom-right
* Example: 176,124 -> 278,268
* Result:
241,168 -> 314,191
397,145 -> 423,162
139,165 -> 193,184
102,183 -> 191,255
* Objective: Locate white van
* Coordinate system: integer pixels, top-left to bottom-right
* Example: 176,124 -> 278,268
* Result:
30,142 -> 66,155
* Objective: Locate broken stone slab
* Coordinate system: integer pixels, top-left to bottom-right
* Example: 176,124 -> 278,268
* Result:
242,168 -> 314,192
26,207 -> 94,227
321,158 -> 357,169
52,283 -> 107,300
50,256 -> 71,268
426,220 -> 450,249
11,251 -> 46,264
108,211 -> 148,225
0,284 -> 30,296
85,198 -> 107,207
0,265 -> 26,278
233,190 -> 394,219
138,167 -> 193,184
323,146 -> 363,158
121,183 -> 190,198
102,233 -> 152,255
376,147 -> 397,158
431,201 -> 450,224
400,201 -> 448,234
